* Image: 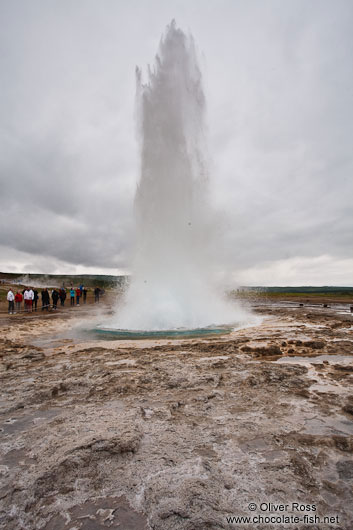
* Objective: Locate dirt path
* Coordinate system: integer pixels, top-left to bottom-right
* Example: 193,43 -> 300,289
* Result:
1,301 -> 353,529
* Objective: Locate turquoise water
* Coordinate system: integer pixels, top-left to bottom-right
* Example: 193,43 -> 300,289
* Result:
90,326 -> 234,340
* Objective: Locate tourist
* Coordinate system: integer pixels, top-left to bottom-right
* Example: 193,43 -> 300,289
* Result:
59,288 -> 66,306
23,287 -> 29,311
15,291 -> 23,313
41,288 -> 50,310
7,289 -> 15,314
33,289 -> 39,311
83,287 -> 87,304
94,287 -> 100,303
70,287 -> 75,306
28,287 -> 34,311
24,287 -> 32,312
75,287 -> 81,306
52,289 -> 59,310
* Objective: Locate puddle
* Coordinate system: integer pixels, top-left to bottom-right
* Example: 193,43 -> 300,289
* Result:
262,450 -> 287,462
302,415 -> 353,436
303,323 -> 327,329
310,381 -> 345,393
239,437 -> 271,453
0,448 -> 35,470
105,359 -> 137,366
198,356 -> 230,362
1,409 -> 60,435
276,354 -> 353,366
44,495 -> 148,530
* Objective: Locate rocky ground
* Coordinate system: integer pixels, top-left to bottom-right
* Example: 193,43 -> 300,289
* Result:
0,300 -> 353,529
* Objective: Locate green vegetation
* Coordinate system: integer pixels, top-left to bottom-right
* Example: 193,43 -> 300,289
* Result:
236,286 -> 353,296
240,286 -> 353,296
231,286 -> 353,304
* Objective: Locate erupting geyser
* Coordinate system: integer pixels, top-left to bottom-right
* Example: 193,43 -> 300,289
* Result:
107,21 -> 251,331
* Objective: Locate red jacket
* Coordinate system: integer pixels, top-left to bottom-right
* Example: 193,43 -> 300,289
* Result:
15,293 -> 23,303
75,288 -> 80,296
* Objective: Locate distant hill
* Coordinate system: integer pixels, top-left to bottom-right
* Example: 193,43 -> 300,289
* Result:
235,285 -> 353,298
238,286 -> 353,295
0,272 -> 128,289
1,272 -> 352,294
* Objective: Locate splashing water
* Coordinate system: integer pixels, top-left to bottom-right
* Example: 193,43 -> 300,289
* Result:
107,21 -> 252,331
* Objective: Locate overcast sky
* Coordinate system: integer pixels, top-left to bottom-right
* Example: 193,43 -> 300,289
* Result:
1,0 -> 352,285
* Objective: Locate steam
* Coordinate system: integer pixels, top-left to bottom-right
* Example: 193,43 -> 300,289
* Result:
109,21 -> 251,330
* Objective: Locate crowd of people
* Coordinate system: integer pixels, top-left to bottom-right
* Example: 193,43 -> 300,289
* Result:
6,285 -> 103,314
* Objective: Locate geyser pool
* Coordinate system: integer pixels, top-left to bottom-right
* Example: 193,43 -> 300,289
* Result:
88,325 -> 234,341
102,21 -> 254,333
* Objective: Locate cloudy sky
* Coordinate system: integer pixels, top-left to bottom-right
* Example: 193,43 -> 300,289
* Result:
1,0 -> 352,285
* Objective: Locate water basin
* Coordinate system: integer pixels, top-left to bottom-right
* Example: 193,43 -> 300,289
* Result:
90,325 -> 234,340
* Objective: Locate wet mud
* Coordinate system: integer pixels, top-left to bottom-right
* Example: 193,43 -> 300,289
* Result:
0,302 -> 353,529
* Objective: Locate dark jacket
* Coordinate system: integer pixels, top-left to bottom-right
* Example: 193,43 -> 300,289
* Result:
59,289 -> 66,300
52,290 -> 59,302
41,290 -> 50,304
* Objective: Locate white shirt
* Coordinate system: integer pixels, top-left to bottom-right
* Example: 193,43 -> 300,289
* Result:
7,291 -> 14,302
24,290 -> 31,300
28,289 -> 34,300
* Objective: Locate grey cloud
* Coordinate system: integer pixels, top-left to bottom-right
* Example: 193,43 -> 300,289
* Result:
0,0 -> 352,283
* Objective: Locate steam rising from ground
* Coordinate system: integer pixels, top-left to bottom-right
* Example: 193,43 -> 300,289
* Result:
109,21 -> 251,330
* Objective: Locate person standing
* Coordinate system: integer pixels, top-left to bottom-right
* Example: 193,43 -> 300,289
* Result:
52,289 -> 59,310
59,288 -> 66,306
75,287 -> 80,306
28,287 -> 34,312
7,289 -> 15,314
41,288 -> 50,310
33,289 -> 39,311
94,287 -> 100,303
15,291 -> 23,313
83,287 -> 87,304
70,287 -> 75,306
23,288 -> 31,312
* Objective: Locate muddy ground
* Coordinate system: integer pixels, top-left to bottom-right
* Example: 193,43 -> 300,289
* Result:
0,299 -> 353,529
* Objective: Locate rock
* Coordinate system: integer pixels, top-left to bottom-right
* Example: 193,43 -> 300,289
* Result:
332,436 -> 353,452
21,351 -> 44,360
305,340 -> 325,349
333,365 -> 353,373
336,460 -> 353,480
242,345 -> 282,357
343,403 -> 353,416
290,454 -> 316,486
71,431 -> 141,455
